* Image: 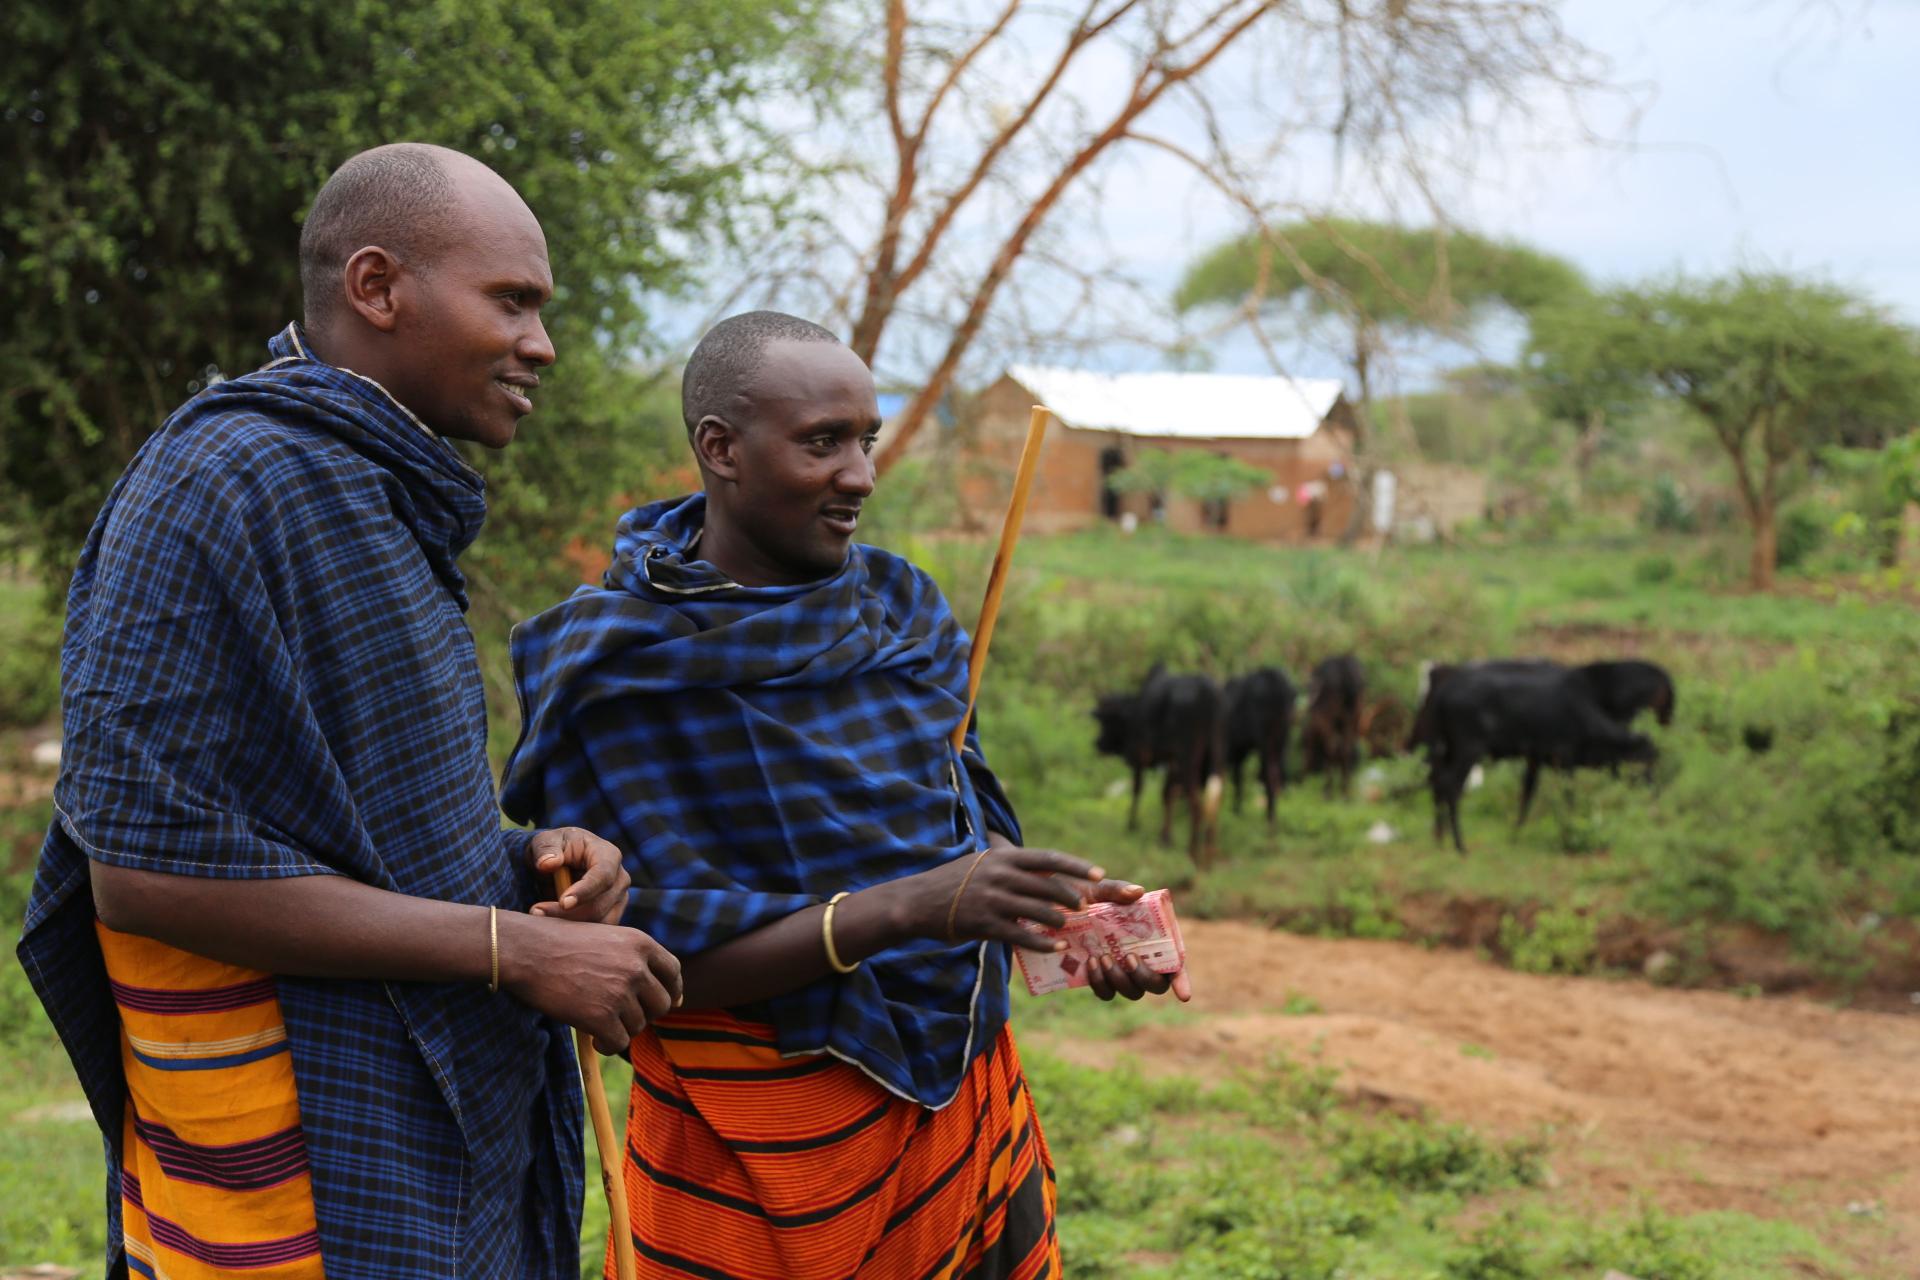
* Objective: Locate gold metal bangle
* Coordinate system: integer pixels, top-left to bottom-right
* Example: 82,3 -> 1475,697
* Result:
944,849 -> 991,943
822,892 -> 858,974
487,905 -> 501,994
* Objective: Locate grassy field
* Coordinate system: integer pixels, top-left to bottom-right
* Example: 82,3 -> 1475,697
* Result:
4,526 -> 1915,1275
922,525 -> 1920,1001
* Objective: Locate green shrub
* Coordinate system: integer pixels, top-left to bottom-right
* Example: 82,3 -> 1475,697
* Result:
1864,699 -> 1920,856
1775,500 -> 1828,571
1499,906 -> 1598,975
1633,552 -> 1677,584
1,870 -> 53,1053
1330,1116 -> 1542,1194
1564,1208 -> 1717,1280
1445,1212 -> 1539,1280
0,612 -> 58,728
1641,476 -> 1698,533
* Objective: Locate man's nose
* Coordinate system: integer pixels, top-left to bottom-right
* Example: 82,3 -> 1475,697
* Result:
519,316 -> 556,368
838,446 -> 876,496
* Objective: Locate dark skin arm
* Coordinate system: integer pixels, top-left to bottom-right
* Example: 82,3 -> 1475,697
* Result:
90,827 -> 683,1055
678,829 -> 1189,1010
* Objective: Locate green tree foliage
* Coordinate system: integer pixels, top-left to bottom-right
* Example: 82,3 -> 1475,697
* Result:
1,0 -> 812,604
1173,220 -> 1587,428
1106,449 -> 1181,502
1522,300 -> 1650,492
1563,273 -> 1920,589
1108,448 -> 1272,511
1168,452 -> 1273,507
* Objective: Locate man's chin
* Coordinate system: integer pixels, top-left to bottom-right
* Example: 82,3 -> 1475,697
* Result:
797,539 -> 853,579
440,415 -> 519,450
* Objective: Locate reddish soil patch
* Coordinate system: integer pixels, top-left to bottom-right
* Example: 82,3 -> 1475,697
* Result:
1027,920 -> 1919,1276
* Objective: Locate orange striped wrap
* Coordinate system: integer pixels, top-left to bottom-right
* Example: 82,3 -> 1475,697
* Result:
613,1010 -> 1059,1280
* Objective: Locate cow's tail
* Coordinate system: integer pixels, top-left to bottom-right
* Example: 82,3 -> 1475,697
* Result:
1202,772 -> 1225,830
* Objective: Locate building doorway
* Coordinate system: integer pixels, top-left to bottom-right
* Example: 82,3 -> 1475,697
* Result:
1099,446 -> 1126,520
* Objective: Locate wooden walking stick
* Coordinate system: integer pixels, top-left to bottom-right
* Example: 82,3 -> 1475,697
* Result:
950,407 -> 1193,1001
953,405 -> 1051,752
550,865 -> 638,1280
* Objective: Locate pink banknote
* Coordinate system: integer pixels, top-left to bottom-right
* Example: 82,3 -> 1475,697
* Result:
1016,888 -> 1187,996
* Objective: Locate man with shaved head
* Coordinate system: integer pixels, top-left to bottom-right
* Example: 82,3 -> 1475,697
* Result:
18,143 -> 679,1278
504,311 -> 1186,1277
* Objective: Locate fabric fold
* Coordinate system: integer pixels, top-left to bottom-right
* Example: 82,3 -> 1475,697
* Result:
503,493 -> 1022,1107
19,324 -> 582,1279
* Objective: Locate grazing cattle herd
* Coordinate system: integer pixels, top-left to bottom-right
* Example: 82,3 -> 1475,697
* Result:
1093,653 -> 1676,861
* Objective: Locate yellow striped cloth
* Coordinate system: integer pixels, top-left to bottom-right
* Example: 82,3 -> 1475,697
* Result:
96,922 -> 324,1279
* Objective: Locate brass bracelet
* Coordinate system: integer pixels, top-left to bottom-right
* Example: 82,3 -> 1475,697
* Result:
944,849 -> 991,943
822,892 -> 858,974
487,905 -> 500,994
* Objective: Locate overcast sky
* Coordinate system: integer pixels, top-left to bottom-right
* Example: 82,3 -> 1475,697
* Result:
679,1 -> 1915,393
1138,0 -> 1920,382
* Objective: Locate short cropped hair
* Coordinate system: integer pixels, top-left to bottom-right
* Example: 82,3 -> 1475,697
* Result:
298,143 -> 465,332
682,311 -> 843,435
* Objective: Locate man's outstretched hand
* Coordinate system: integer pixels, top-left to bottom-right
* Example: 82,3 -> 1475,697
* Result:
527,826 -> 630,925
1078,877 -> 1193,1004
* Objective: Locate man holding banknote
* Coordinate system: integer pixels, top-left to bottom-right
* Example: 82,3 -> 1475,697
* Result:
501,309 -> 1188,1280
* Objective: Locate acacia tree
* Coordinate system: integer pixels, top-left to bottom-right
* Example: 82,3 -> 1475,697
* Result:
1174,219 -> 1586,445
2,0 -> 811,600
749,0 -> 1608,472
1590,272 -> 1920,590
1522,298 -> 1650,495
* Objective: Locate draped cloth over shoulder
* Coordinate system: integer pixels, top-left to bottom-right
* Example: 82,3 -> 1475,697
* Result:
17,324 -> 582,1280
502,492 -> 1024,1109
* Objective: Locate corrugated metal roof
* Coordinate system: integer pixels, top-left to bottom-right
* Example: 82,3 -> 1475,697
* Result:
1006,365 -> 1344,440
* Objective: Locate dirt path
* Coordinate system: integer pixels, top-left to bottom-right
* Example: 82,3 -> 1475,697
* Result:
1026,920 -> 1920,1273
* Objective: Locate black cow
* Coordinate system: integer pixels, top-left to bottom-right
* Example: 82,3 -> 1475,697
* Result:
1568,660 -> 1676,729
1424,664 -> 1657,853
1407,659 -> 1560,756
1300,656 -> 1364,797
1409,658 -> 1675,752
1093,664 -> 1225,867
1224,667 -> 1296,829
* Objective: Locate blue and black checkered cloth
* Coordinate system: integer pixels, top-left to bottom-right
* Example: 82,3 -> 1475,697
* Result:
16,324 -> 584,1278
501,493 -> 1022,1109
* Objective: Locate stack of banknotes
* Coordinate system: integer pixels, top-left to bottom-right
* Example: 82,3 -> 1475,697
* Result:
1016,888 -> 1187,996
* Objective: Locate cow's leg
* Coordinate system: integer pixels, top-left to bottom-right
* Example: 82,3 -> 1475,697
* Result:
1159,770 -> 1177,846
1436,748 -> 1474,854
1230,756 -> 1246,814
1517,757 -> 1542,828
1188,775 -> 1205,867
1127,766 -> 1144,832
1262,750 -> 1280,830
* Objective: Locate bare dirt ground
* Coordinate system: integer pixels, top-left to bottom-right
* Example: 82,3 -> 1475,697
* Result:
1026,920 -> 1920,1277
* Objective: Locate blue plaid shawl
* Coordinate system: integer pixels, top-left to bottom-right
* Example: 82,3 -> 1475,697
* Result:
501,494 -> 1021,1108
16,325 -> 583,1279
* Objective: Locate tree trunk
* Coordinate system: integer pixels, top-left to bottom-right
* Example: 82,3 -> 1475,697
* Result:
1338,341 -> 1376,545
1749,502 -> 1777,591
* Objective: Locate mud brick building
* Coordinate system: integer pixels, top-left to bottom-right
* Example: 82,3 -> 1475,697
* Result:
907,365 -> 1363,540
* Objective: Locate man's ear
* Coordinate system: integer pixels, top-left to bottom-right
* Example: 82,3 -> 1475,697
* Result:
341,246 -> 406,334
693,415 -> 741,482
